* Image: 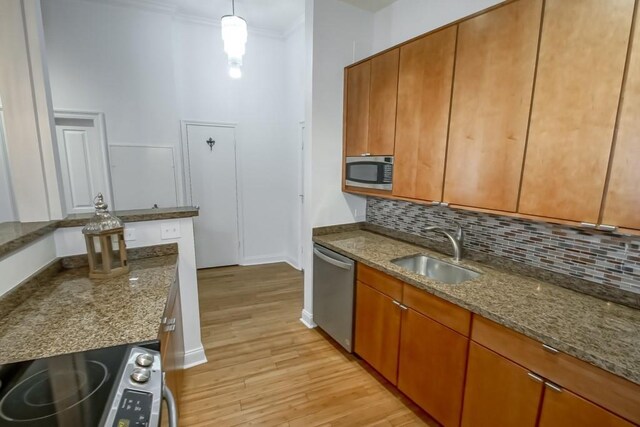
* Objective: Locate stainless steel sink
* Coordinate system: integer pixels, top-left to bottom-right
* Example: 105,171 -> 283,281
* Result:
391,255 -> 480,284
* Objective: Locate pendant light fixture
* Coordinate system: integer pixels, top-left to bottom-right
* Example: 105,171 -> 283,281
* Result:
221,0 -> 247,79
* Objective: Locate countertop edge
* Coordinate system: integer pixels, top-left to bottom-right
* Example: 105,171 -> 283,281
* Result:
313,235 -> 640,386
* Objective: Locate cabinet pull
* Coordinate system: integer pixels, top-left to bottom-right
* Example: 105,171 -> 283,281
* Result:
545,382 -> 563,393
542,344 -> 559,354
166,318 -> 176,325
596,224 -> 617,232
440,202 -> 450,207
392,300 -> 401,306
164,324 -> 176,333
360,153 -> 371,157
430,201 -> 440,206
161,317 -> 168,324
399,304 -> 408,310
580,222 -> 597,229
527,372 -> 544,383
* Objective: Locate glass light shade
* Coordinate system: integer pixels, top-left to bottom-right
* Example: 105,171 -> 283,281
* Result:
221,15 -> 247,64
229,66 -> 242,79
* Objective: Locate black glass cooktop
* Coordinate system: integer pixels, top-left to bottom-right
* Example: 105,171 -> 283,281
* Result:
0,345 -> 129,426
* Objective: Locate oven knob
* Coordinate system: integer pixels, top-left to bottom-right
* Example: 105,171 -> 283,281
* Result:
131,367 -> 151,383
135,353 -> 154,367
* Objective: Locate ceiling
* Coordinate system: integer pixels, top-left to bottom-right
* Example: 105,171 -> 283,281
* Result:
338,0 -> 398,13
90,0 -> 305,35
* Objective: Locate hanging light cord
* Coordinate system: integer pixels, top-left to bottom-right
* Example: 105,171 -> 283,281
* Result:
232,0 -> 235,16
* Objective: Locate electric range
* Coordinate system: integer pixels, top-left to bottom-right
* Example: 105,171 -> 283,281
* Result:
0,341 -> 175,427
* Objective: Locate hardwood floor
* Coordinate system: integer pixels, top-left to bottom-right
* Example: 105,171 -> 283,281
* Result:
179,263 -> 436,426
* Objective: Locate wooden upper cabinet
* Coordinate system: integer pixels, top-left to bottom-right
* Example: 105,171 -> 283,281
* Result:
538,385 -> 635,427
461,342 -> 543,427
393,27 -> 456,201
345,49 -> 399,158
397,308 -> 468,427
345,61 -> 371,157
443,0 -> 542,212
519,0 -> 635,222
354,281 -> 402,384
369,49 -> 399,156
601,6 -> 640,230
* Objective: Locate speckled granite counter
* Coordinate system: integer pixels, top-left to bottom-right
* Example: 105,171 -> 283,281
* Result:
0,221 -> 58,258
0,254 -> 177,364
58,206 -> 199,227
313,229 -> 640,385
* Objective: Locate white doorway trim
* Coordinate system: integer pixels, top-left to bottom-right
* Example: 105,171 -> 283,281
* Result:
53,110 -> 113,213
179,120 -> 245,264
298,120 -> 306,270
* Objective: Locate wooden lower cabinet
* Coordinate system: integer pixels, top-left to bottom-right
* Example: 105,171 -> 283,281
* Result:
160,276 -> 185,425
461,342 -> 543,427
397,308 -> 468,426
538,385 -> 634,427
354,280 -> 402,384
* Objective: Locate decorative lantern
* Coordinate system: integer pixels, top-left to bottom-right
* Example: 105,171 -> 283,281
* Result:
82,193 -> 129,279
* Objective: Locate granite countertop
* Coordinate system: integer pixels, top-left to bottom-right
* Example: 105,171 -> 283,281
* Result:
313,229 -> 640,385
0,206 -> 198,261
58,206 -> 199,227
0,254 -> 177,364
0,221 -> 59,258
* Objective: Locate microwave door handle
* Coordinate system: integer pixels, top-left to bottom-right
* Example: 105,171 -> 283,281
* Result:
162,384 -> 178,427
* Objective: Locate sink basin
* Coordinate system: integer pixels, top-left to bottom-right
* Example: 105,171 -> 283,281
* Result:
391,255 -> 480,284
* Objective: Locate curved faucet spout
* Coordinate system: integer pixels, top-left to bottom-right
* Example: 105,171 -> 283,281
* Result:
424,223 -> 464,261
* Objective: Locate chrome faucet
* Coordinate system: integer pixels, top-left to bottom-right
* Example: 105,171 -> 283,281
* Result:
425,223 -> 464,261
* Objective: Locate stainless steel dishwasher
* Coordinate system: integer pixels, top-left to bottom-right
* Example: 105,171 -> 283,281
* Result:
312,244 -> 355,352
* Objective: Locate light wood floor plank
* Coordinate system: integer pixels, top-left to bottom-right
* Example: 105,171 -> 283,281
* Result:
180,263 -> 435,426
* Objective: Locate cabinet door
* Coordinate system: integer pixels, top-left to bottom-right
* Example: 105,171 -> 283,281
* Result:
345,61 -> 371,157
539,384 -> 635,427
519,0 -> 635,222
397,308 -> 468,427
368,49 -> 399,156
601,5 -> 640,230
354,281 -> 402,384
393,27 -> 456,201
461,342 -> 543,427
444,0 -> 542,211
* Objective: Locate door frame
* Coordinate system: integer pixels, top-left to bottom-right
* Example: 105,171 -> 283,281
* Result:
180,120 -> 244,264
53,110 -> 114,212
298,121 -> 305,270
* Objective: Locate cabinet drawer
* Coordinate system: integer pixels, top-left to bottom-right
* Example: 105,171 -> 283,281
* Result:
402,284 -> 471,336
357,263 -> 403,301
472,316 -> 640,425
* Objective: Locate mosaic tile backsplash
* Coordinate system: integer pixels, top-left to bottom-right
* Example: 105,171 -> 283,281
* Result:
366,197 -> 640,294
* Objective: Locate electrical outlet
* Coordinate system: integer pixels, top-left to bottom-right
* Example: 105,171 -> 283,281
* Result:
161,222 -> 181,240
124,227 -> 136,241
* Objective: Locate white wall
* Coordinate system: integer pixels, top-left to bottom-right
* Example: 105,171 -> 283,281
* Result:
0,109 -> 17,222
42,0 -> 182,209
0,0 -> 63,222
42,0 -> 304,267
372,0 -> 503,52
0,234 -> 57,297
301,0 -> 373,326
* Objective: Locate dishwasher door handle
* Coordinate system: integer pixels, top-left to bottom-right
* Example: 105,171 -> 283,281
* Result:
313,248 -> 352,270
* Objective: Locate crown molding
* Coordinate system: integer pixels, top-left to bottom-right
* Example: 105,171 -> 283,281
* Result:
84,0 -> 293,39
282,14 -> 305,39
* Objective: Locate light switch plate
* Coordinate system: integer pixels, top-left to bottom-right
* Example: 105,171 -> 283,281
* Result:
161,222 -> 180,240
124,227 -> 136,241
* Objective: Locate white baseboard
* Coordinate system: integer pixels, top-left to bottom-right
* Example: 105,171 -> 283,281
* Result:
183,344 -> 207,369
300,309 -> 316,328
240,253 -> 287,266
283,255 -> 301,271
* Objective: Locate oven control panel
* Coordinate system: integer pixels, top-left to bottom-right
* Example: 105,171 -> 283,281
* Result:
102,347 -> 162,427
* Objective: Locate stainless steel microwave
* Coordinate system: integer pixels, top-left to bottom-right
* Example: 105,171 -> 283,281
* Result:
345,156 -> 393,190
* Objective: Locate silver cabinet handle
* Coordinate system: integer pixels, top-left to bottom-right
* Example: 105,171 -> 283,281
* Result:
440,202 -> 450,207
360,153 -> 371,156
580,222 -> 597,229
430,201 -> 440,206
597,224 -> 617,232
527,372 -> 544,383
162,384 -> 178,427
545,382 -> 563,393
164,324 -> 176,333
542,344 -> 559,354
166,318 -> 176,325
391,300 -> 408,310
161,317 -> 168,324
392,300 -> 401,306
313,248 -> 352,270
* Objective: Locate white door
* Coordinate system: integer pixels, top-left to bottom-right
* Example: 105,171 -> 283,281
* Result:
186,124 -> 240,269
54,113 -> 112,213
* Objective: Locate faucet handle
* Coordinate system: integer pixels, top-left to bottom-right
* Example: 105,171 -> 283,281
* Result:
453,223 -> 464,242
